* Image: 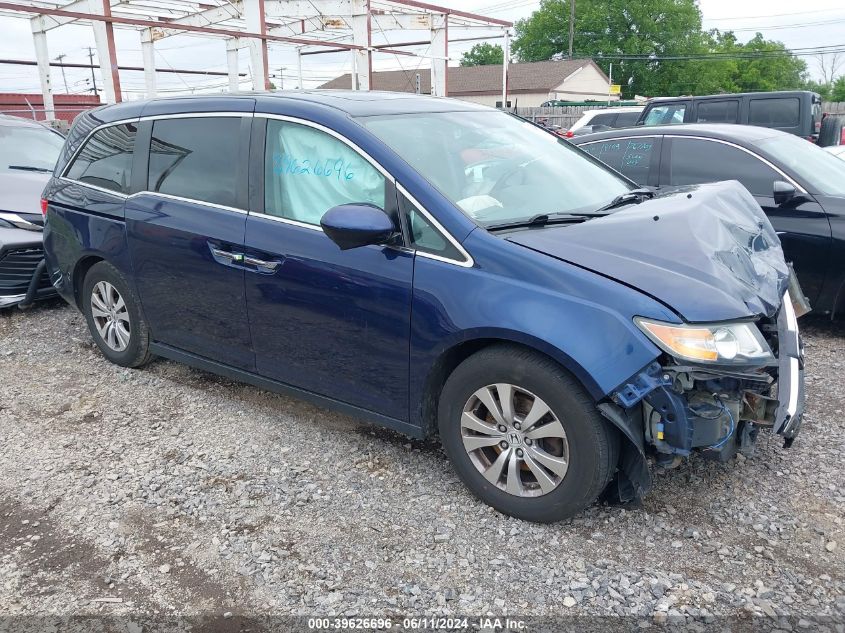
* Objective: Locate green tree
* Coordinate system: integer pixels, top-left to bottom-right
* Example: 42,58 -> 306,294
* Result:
512,0 -> 703,98
512,1 -> 807,98
802,79 -> 832,101
831,76 -> 845,102
460,43 -> 504,67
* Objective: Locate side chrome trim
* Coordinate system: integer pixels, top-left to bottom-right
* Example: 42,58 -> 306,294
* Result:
127,191 -> 248,215
58,175 -> 130,199
397,183 -> 474,268
248,211 -> 323,232
579,134 -> 806,194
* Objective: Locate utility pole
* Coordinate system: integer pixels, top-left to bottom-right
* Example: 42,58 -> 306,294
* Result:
278,66 -> 284,90
87,47 -> 98,97
54,54 -> 69,93
568,0 -> 575,59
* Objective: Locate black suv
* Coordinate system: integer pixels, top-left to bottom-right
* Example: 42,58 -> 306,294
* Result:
637,91 -> 822,141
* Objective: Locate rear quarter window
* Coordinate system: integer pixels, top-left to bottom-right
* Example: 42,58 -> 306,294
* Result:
64,122 -> 136,194
748,98 -> 800,128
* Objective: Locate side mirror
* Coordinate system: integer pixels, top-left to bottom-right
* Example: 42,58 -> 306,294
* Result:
320,203 -> 395,251
773,181 -> 796,205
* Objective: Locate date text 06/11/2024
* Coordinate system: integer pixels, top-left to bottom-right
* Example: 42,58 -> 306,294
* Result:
306,617 -> 527,630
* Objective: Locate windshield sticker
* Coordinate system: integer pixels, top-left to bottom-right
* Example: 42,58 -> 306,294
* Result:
272,152 -> 355,181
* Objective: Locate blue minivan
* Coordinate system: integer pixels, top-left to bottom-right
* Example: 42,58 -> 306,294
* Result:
42,91 -> 805,522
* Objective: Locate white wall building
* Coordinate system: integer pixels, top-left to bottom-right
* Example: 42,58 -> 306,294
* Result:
319,59 -> 617,107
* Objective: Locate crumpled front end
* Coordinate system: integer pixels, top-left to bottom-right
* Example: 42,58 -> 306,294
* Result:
603,288 -> 806,502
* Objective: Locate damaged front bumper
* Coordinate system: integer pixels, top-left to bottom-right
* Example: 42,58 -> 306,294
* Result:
602,290 -> 805,502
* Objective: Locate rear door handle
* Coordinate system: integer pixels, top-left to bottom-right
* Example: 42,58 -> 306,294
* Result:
244,255 -> 282,272
209,245 -> 244,264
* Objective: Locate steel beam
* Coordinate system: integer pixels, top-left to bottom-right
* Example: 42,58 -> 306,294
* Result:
140,30 -> 155,97
243,0 -> 269,90
226,37 -> 241,92
350,0 -> 370,90
429,12 -> 446,96
88,0 -> 121,102
30,23 -> 54,120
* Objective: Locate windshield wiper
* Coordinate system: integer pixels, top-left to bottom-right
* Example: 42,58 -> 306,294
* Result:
486,213 -> 595,231
7,165 -> 53,173
596,188 -> 655,213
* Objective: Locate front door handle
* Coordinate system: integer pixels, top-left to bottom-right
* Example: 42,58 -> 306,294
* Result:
244,255 -> 282,272
209,245 -> 244,264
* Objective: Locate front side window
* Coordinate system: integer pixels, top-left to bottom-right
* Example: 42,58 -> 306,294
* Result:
264,119 -> 386,226
65,123 -> 136,194
643,104 -> 687,126
696,100 -> 739,123
668,138 -> 779,197
362,111 -> 630,228
757,134 -> 845,197
399,193 -> 462,261
0,123 -> 64,173
148,117 -> 240,208
582,137 -> 658,185
748,98 -> 800,128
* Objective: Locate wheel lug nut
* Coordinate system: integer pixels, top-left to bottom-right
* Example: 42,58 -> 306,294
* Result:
499,441 -> 509,449
513,422 -> 521,430
525,438 -> 533,446
498,424 -> 507,433
516,448 -> 524,458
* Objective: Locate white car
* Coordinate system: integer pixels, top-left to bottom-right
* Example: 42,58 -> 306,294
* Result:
567,106 -> 644,137
823,145 -> 845,160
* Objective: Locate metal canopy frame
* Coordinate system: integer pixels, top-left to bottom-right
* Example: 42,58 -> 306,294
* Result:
0,0 -> 512,120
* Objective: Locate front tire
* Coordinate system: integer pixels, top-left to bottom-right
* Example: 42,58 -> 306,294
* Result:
438,345 -> 618,523
82,261 -> 151,368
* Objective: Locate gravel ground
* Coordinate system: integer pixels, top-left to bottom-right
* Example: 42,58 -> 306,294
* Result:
0,300 -> 844,627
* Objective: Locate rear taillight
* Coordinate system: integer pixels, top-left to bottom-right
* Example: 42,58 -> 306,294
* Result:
841,128 -> 845,146
40,198 -> 48,217
565,130 -> 574,138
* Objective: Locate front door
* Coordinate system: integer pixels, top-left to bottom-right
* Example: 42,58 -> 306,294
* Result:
125,114 -> 255,370
244,116 -> 413,421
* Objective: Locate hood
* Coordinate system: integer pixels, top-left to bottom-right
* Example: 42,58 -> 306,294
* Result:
507,181 -> 788,322
0,171 -> 50,216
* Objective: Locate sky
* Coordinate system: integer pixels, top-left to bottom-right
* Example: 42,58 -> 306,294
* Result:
0,0 -> 843,101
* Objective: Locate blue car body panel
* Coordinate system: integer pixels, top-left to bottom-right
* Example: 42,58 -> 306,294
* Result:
42,91 -> 786,441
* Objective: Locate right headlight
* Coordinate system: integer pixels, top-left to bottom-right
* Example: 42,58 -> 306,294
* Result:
635,317 -> 774,365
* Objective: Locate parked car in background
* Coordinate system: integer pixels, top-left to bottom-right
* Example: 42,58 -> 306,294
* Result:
0,115 -> 64,308
824,145 -> 845,160
44,92 -> 804,522
572,124 -> 845,318
566,106 -> 644,137
636,91 -> 822,141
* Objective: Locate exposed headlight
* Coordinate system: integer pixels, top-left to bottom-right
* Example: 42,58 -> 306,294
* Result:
635,317 -> 773,364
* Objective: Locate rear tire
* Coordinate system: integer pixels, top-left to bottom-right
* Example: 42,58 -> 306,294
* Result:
82,261 -> 151,368
818,114 -> 845,147
438,345 -> 618,523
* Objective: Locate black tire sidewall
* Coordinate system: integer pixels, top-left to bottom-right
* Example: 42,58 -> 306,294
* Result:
82,262 -> 147,367
438,347 -> 614,523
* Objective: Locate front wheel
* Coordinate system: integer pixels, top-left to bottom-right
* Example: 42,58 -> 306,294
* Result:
82,261 -> 151,368
438,345 -> 618,523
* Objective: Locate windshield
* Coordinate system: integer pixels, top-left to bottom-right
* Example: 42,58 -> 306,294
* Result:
361,111 -> 631,227
0,122 -> 64,172
757,134 -> 845,197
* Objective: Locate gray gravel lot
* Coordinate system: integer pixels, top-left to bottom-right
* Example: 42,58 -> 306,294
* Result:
0,300 -> 844,625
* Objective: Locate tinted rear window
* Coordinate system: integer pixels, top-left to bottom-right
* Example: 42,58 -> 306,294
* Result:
614,112 -> 641,127
65,123 -> 136,194
582,137 -> 657,184
696,100 -> 739,123
148,117 -> 241,208
748,98 -> 799,128
588,113 -> 616,126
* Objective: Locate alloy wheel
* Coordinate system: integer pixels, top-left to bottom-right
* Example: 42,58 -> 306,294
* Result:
90,281 -> 131,352
461,383 -> 569,497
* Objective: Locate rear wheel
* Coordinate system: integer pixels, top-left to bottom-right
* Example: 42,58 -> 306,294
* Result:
438,345 -> 618,523
82,261 -> 151,368
818,114 -> 845,147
